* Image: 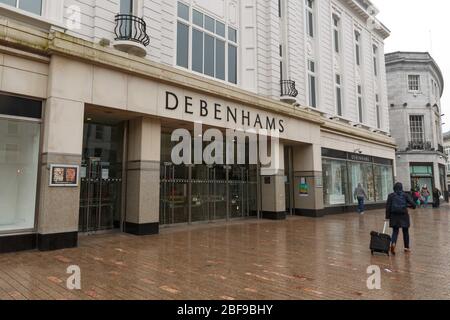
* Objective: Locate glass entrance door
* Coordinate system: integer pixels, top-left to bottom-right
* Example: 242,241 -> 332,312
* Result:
79,122 -> 124,233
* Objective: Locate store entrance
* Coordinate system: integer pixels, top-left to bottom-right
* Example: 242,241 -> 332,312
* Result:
79,122 -> 124,233
160,163 -> 258,225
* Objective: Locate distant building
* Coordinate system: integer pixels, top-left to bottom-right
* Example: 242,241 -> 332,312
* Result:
386,52 -> 447,197
443,131 -> 450,191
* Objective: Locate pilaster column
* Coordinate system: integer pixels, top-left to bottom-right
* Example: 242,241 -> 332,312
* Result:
37,97 -> 84,250
260,142 -> 286,220
293,144 -> 324,217
125,117 -> 161,235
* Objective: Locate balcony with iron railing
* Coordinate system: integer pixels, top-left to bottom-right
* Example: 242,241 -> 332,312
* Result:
407,141 -> 433,151
280,80 -> 298,104
438,144 -> 444,154
113,14 -> 150,57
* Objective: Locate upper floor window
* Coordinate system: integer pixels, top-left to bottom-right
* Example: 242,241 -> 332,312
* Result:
333,15 -> 340,54
410,115 -> 425,143
120,0 -> 133,14
305,0 -> 314,38
375,94 -> 381,129
335,74 -> 342,116
176,2 -> 238,84
0,0 -> 42,15
408,75 -> 421,92
357,85 -> 363,123
372,45 -> 378,76
308,60 -> 317,108
355,31 -> 361,66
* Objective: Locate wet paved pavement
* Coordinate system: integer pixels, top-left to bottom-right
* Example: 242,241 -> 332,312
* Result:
1,206 -> 450,300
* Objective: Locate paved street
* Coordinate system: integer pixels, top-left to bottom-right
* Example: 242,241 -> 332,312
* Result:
1,206 -> 450,300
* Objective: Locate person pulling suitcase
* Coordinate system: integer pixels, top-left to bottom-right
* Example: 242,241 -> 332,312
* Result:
385,182 -> 417,255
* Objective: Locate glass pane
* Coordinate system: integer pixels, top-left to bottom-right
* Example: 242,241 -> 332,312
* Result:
228,27 -> 237,43
0,95 -> 42,119
120,0 -> 133,14
204,34 -> 215,77
228,45 -> 237,84
349,162 -> 375,203
177,22 -> 189,68
322,159 -> 348,206
374,165 -> 393,202
0,119 -> 40,232
177,1 -> 189,20
192,29 -> 204,73
0,0 -> 16,7
309,75 -> 316,107
215,39 -> 225,80
205,15 -> 215,33
17,0 -> 42,15
216,21 -> 226,37
193,9 -> 203,27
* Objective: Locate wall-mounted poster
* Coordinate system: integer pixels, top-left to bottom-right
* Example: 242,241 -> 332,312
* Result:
49,165 -> 79,187
299,178 -> 309,197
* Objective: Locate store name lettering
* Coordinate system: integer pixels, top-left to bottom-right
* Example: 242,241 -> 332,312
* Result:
165,91 -> 285,133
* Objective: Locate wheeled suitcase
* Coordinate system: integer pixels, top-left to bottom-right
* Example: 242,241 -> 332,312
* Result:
370,221 -> 391,256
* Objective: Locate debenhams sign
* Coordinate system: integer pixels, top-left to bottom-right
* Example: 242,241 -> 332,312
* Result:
164,91 -> 286,133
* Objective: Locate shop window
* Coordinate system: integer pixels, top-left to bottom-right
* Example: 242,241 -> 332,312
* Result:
322,158 -> 348,206
374,165 -> 394,201
176,2 -> 238,84
348,162 -> 375,203
0,118 -> 40,232
0,0 -> 42,15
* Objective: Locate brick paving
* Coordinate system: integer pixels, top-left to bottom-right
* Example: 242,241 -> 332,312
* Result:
1,205 -> 450,300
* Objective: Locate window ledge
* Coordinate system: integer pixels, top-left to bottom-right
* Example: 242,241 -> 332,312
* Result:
0,4 -> 66,32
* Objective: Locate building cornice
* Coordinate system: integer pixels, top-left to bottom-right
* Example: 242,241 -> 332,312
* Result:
340,0 -> 390,39
0,18 -> 396,149
385,51 -> 445,97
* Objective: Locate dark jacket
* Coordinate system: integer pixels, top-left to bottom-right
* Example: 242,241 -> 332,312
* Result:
386,186 -> 416,229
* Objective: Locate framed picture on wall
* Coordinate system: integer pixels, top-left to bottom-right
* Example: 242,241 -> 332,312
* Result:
49,165 -> 80,187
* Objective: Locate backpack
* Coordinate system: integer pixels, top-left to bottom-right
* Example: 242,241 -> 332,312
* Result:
391,192 -> 407,214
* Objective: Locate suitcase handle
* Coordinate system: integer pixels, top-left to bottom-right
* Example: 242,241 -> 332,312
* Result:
383,221 -> 389,234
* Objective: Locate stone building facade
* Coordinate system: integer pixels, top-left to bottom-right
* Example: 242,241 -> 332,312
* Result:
386,52 -> 447,197
0,0 -> 396,253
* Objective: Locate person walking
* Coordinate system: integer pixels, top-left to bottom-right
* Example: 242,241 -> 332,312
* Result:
421,185 -> 431,208
432,187 -> 442,208
354,183 -> 368,215
385,182 -> 417,255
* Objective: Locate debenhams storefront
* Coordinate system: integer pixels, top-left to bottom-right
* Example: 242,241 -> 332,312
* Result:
0,21 -> 396,253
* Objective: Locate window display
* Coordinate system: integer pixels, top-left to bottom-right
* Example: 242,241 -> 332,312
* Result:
0,118 -> 40,232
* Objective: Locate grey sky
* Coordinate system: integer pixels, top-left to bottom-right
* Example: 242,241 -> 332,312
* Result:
373,0 -> 450,132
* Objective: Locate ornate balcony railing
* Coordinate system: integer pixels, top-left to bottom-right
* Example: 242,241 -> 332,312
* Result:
114,14 -> 150,47
280,80 -> 299,99
407,141 -> 433,151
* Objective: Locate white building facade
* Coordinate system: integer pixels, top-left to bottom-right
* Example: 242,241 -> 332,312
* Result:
0,0 -> 396,253
386,52 -> 447,197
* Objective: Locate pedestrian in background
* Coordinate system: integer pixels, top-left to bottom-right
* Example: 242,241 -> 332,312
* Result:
421,185 -> 431,208
432,187 -> 442,208
354,183 -> 368,215
386,182 -> 416,255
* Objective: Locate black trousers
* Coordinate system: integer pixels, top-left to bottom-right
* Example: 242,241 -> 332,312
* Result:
392,227 -> 410,249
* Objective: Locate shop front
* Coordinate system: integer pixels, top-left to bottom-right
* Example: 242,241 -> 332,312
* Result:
322,148 -> 394,214
0,26 -> 398,253
0,94 -> 42,252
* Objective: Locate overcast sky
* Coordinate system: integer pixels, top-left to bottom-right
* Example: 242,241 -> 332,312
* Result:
372,0 -> 450,132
